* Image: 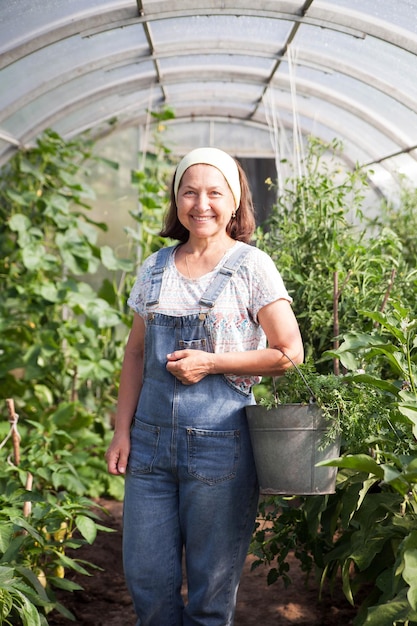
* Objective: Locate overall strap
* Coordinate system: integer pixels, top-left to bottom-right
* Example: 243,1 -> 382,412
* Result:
145,245 -> 177,307
199,244 -> 251,309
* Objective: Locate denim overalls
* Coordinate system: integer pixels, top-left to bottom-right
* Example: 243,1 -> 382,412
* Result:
123,245 -> 259,626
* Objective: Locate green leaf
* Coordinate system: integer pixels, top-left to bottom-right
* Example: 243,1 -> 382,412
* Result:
341,559 -> 354,605
48,575 -> 83,591
100,246 -> 133,271
324,348 -> 358,371
15,566 -> 50,603
75,515 -> 97,544
51,402 -> 76,426
56,552 -> 91,576
48,193 -> 70,213
85,299 -> 121,328
8,212 -> 31,231
78,358 -> 115,380
21,244 -> 47,270
34,384 -> 54,406
356,477 -> 380,515
0,525 -> 14,553
403,549 -> 417,610
350,373 -> 399,395
318,454 -> 384,478
7,190 -> 33,207
16,592 -> 43,626
38,282 -> 59,302
0,565 -> 15,584
398,404 -> 417,439
359,309 -> 407,344
364,590 -> 417,625
107,475 -> 125,501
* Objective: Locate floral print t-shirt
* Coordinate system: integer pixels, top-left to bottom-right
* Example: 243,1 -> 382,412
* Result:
127,241 -> 292,394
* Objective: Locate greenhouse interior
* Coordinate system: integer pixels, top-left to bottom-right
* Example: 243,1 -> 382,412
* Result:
2,2 -> 417,625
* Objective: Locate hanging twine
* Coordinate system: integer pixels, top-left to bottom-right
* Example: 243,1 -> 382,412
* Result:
272,348 -> 317,405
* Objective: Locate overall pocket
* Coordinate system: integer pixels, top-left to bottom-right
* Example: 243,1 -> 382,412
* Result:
128,418 -> 160,474
187,427 -> 240,485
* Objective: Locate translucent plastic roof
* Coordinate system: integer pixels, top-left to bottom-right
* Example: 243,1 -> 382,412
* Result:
1,0 -> 417,188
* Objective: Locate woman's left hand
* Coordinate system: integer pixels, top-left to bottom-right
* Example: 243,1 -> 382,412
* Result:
166,350 -> 214,385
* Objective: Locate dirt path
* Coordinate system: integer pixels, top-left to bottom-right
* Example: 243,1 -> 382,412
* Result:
48,499 -> 357,625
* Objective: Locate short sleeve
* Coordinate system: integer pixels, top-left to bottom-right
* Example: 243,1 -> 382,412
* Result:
127,253 -> 157,317
241,247 -> 292,323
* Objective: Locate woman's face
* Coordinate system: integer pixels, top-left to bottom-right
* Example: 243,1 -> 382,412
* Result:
176,164 -> 236,241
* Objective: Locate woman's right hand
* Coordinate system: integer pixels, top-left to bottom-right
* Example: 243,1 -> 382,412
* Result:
105,432 -> 131,475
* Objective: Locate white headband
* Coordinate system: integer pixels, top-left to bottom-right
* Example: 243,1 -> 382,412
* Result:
173,147 -> 241,211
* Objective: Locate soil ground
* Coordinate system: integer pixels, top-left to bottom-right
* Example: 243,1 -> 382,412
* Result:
48,499 -> 358,626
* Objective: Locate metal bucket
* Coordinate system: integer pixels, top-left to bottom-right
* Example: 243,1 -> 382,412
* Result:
246,403 -> 340,495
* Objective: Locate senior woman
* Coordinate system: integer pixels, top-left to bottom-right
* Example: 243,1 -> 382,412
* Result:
106,147 -> 303,626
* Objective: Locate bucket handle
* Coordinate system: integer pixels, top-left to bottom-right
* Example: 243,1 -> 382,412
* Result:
275,349 -> 316,404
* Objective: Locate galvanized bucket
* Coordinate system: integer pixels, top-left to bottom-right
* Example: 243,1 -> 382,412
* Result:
245,402 -> 340,495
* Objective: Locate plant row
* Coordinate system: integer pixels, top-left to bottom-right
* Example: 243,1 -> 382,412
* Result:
0,112 -> 176,624
251,139 -> 417,626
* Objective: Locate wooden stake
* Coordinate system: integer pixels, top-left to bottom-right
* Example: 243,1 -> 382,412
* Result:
379,269 -> 397,315
333,272 -> 340,376
23,472 -> 33,518
6,398 -> 20,466
6,398 -> 33,517
333,270 -> 352,376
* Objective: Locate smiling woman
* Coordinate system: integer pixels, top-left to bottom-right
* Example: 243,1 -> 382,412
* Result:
162,147 -> 256,245
174,163 -> 238,277
105,146 -> 304,626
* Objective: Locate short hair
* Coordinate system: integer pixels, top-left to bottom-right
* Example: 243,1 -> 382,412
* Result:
160,159 -> 256,244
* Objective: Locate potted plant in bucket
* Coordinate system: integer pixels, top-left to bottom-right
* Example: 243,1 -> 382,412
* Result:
246,357 -> 385,496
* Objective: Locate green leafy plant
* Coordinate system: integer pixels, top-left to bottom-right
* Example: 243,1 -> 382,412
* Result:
315,302 -> 417,624
0,564 -> 49,626
0,129 -> 131,622
326,301 -> 417,452
250,494 -> 333,588
0,119 -> 176,623
252,303 -> 417,624
258,361 -> 391,453
255,138 -> 409,365
251,138 -> 417,626
0,129 -> 132,501
369,179 -> 417,278
250,362 -> 395,599
0,480 -> 113,623
129,107 -> 176,261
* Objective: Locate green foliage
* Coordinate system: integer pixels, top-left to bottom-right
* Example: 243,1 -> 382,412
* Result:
317,456 -> 417,626
3,122 -> 417,625
326,301 -> 417,448
0,564 -> 49,626
264,361 -> 392,453
0,483 -> 113,623
252,302 -> 417,625
371,180 -> 417,270
0,129 -> 131,499
251,138 -> 417,624
0,119 -> 175,623
255,138 -> 410,365
250,495 -> 332,588
0,129 -> 132,622
129,107 -> 176,260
